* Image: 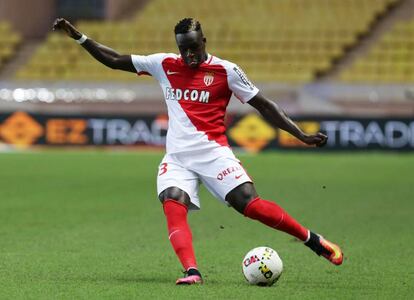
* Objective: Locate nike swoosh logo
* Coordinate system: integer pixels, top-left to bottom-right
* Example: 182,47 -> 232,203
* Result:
235,174 -> 244,179
331,244 -> 342,260
169,229 -> 180,240
167,70 -> 179,75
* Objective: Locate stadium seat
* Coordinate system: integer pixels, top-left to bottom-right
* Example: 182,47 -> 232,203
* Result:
0,21 -> 22,72
16,0 -> 396,83
340,17 -> 414,83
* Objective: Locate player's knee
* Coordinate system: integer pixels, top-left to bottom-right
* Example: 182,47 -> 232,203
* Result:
159,187 -> 191,207
225,182 -> 258,214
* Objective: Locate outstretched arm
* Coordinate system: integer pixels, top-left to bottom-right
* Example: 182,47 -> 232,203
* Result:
52,18 -> 136,73
248,92 -> 327,147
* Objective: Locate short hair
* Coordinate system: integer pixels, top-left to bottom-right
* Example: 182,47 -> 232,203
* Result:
174,18 -> 202,35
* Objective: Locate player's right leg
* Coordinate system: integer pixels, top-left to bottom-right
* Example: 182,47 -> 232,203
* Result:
159,188 -> 203,285
157,155 -> 203,285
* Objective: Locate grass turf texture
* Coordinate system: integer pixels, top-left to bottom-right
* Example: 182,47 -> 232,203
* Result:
0,151 -> 413,299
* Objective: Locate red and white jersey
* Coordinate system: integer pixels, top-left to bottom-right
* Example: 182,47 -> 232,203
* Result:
131,53 -> 259,154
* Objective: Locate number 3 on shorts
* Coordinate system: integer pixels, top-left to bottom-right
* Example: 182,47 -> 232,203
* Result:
158,162 -> 168,176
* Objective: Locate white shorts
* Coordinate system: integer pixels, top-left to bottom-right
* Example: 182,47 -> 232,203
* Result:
157,146 -> 253,210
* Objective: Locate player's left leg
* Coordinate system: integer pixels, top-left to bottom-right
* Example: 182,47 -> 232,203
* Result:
226,183 -> 343,266
190,146 -> 342,266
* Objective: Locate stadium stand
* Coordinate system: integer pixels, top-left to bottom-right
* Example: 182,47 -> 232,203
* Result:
15,0 -> 398,83
340,16 -> 414,83
0,21 -> 22,72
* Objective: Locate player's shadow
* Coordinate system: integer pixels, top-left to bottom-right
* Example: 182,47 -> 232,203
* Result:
114,274 -> 173,284
77,274 -> 173,284
76,274 -> 242,285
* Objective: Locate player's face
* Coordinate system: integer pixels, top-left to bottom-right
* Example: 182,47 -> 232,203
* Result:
175,30 -> 207,69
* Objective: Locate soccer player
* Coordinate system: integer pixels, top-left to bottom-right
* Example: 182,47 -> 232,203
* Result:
53,17 -> 343,285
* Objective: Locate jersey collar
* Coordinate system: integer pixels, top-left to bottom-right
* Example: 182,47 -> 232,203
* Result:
178,53 -> 213,66
204,54 -> 213,65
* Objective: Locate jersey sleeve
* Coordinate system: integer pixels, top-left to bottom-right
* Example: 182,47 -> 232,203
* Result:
130,53 -> 166,77
227,64 -> 259,103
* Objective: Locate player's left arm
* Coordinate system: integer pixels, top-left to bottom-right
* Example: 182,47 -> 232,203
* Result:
248,92 -> 327,147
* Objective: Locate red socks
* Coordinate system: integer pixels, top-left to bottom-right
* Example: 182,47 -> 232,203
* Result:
163,197 -> 308,271
244,197 -> 309,241
163,199 -> 197,271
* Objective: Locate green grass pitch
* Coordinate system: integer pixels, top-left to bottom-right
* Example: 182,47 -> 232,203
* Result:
0,151 -> 413,299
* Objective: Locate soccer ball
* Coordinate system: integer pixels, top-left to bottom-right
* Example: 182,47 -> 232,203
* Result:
242,246 -> 283,286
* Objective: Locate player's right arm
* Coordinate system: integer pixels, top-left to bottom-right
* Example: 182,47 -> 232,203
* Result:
52,18 -> 136,73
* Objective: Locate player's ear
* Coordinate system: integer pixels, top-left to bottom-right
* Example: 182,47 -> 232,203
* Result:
203,37 -> 207,44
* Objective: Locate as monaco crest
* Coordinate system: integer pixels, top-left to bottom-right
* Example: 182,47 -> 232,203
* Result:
204,72 -> 214,86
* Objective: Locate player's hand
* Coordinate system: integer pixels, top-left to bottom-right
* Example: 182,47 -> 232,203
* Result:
301,132 -> 328,147
52,18 -> 82,40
